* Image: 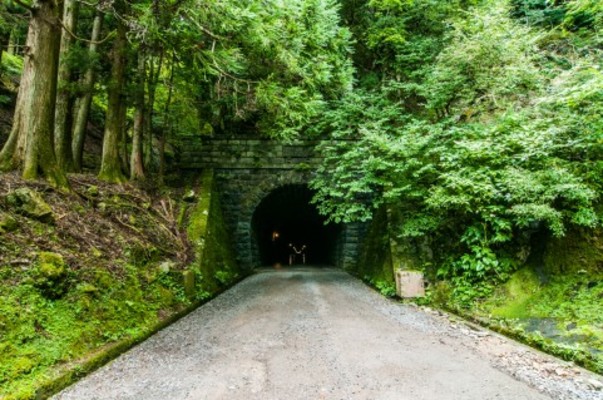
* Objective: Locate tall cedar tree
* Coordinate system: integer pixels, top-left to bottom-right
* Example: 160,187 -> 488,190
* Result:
71,10 -> 102,172
98,15 -> 127,183
0,0 -> 69,188
54,0 -> 77,171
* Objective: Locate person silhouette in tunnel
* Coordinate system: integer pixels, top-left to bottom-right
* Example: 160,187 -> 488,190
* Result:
289,243 -> 307,266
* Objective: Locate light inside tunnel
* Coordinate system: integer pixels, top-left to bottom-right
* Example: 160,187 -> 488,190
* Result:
251,185 -> 340,266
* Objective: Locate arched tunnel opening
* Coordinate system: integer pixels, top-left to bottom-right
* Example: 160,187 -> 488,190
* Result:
251,185 -> 341,267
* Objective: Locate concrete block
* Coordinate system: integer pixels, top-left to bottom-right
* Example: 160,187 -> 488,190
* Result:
395,270 -> 425,298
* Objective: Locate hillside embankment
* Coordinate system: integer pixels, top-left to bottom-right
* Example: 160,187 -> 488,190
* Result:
0,171 -> 241,399
355,209 -> 603,375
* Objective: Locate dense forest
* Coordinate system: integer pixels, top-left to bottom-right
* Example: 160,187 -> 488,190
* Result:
0,0 -> 353,185
1,0 -> 602,317
0,0 -> 602,391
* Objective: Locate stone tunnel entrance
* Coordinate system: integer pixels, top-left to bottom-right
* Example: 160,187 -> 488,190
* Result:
251,185 -> 341,267
180,135 -> 365,270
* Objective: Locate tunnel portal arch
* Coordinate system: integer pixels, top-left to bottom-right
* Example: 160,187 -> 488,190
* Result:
251,184 -> 341,267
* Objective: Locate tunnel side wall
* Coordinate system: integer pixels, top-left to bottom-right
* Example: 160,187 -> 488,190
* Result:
187,170 -> 242,291
353,207 -> 395,283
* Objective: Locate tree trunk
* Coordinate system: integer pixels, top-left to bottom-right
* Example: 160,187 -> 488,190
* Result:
0,0 -> 69,188
130,49 -> 146,180
144,48 -> 163,170
119,98 -> 129,176
54,0 -> 78,171
158,57 -> 175,184
0,88 -> 26,171
71,10 -> 102,172
98,19 -> 127,183
7,28 -> 17,55
0,31 -> 9,65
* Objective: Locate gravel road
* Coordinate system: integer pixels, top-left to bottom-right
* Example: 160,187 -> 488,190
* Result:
53,268 -> 603,400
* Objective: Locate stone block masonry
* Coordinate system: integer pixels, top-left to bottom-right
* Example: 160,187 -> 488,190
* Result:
178,135 -> 365,270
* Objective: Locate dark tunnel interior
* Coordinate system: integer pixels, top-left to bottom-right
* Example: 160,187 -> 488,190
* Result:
252,185 -> 340,267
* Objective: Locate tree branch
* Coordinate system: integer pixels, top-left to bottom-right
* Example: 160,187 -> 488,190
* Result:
180,10 -> 225,41
212,59 -> 259,85
12,0 -> 34,12
58,17 -> 116,44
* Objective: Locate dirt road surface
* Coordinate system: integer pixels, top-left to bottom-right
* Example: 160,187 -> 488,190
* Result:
53,268 -> 603,400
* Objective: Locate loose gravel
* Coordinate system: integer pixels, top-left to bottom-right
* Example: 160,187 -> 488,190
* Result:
53,268 -> 603,400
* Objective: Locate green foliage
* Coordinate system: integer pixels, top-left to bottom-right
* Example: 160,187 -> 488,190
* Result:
162,0 -> 354,139
565,0 -> 603,32
214,269 -> 235,286
312,0 -> 602,305
375,280 -> 397,297
511,0 -> 567,26
0,52 -> 23,80
364,275 -> 397,298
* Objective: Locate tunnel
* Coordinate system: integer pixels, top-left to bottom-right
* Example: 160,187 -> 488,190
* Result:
251,184 -> 341,267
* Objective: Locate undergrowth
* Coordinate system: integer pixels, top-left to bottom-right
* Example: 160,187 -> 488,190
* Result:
0,172 -> 239,399
0,263 -> 190,399
430,266 -> 603,374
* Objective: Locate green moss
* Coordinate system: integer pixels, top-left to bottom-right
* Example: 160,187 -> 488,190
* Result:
0,213 -> 18,233
77,283 -> 99,295
430,281 -> 453,307
155,286 -> 176,305
186,173 -> 212,243
31,252 -> 68,299
186,170 -> 239,293
6,188 -> 55,223
488,268 -> 541,318
0,170 -> 245,398
543,228 -> 603,275
356,206 -> 395,284
182,270 -> 196,299
467,264 -> 603,374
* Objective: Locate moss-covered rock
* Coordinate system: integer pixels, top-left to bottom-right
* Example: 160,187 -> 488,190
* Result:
5,188 -> 54,223
86,185 -> 99,197
77,283 -> 99,295
182,270 -> 196,299
543,228 -> 603,275
0,212 -> 18,233
31,252 -> 68,299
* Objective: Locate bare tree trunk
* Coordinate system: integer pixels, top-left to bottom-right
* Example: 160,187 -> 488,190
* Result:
144,47 -> 163,170
71,10 -> 102,172
54,0 -> 78,171
0,91 -> 26,170
98,20 -> 127,183
0,0 -> 68,188
119,99 -> 129,176
158,56 -> 175,184
130,49 -> 145,180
